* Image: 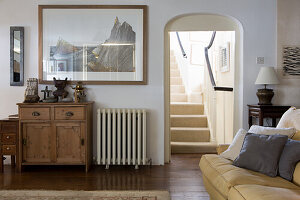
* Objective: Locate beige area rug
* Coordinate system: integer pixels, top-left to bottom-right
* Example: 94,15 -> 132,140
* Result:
0,190 -> 170,200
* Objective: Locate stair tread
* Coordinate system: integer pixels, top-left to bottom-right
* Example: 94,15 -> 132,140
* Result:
171,93 -> 187,96
171,93 -> 187,95
171,141 -> 216,146
171,127 -> 209,131
170,102 -> 203,105
171,115 -> 207,117
171,142 -> 217,153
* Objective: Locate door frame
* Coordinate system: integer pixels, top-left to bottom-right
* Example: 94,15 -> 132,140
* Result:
164,13 -> 244,163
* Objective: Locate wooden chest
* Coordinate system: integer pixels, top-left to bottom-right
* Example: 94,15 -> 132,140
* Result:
17,102 -> 93,172
0,119 -> 19,172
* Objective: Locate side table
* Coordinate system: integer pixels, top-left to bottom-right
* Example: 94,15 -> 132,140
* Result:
0,118 -> 19,172
248,105 -> 290,128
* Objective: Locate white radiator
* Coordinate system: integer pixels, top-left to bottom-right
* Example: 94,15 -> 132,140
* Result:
97,108 -> 148,169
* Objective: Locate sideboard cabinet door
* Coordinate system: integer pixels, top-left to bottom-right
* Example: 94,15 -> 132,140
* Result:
22,123 -> 52,163
56,122 -> 85,163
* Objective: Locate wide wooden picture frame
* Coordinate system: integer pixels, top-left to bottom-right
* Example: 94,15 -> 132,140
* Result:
39,5 -> 147,85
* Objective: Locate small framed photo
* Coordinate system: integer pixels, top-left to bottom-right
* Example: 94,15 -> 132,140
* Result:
48,60 -> 56,73
56,60 -> 67,72
219,42 -> 230,73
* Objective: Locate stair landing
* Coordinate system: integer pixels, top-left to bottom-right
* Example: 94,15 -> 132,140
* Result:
171,142 -> 217,153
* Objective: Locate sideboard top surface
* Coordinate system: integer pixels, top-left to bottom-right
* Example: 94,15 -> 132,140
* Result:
17,102 -> 94,106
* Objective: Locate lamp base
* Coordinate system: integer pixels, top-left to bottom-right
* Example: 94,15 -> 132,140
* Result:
256,88 -> 274,105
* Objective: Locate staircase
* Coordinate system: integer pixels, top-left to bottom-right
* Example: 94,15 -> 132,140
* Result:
170,51 -> 217,153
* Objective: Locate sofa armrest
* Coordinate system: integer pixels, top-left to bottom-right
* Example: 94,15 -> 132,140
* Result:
216,144 -> 230,155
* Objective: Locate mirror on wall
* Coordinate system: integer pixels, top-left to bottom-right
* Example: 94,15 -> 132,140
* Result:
10,26 -> 24,86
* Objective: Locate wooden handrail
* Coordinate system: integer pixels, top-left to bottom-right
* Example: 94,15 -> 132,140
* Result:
205,31 -> 233,92
176,32 -> 187,58
214,86 -> 233,92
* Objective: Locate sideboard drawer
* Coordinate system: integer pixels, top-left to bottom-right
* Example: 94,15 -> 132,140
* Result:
2,145 -> 16,155
20,107 -> 50,120
1,133 -> 16,144
55,107 -> 85,120
0,123 -> 17,133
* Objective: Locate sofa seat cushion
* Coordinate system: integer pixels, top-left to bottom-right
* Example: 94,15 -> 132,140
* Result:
199,154 -> 299,198
294,162 -> 300,187
228,185 -> 300,200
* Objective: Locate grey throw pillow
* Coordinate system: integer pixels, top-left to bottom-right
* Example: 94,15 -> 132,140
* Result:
279,139 -> 300,181
233,133 -> 288,177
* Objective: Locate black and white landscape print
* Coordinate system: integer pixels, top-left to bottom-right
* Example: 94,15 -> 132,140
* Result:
282,46 -> 300,76
50,17 -> 136,72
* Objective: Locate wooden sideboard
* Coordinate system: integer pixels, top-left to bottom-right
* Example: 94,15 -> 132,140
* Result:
248,104 -> 290,128
0,119 -> 19,172
17,102 -> 93,172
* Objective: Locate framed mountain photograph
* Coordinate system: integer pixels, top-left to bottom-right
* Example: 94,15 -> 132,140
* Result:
39,5 -> 147,84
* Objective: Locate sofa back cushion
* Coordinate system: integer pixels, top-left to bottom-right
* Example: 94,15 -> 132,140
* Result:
233,133 -> 288,177
277,107 -> 300,141
278,139 -> 300,181
249,125 -> 295,138
277,107 -> 300,186
220,129 -> 247,160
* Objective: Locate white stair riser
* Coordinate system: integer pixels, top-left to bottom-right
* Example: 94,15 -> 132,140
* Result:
188,93 -> 203,103
170,70 -> 180,77
170,85 -> 185,93
170,56 -> 176,62
170,77 -> 182,85
171,94 -> 187,102
170,64 -> 178,69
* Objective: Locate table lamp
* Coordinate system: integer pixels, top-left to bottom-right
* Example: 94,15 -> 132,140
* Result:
255,67 -> 279,105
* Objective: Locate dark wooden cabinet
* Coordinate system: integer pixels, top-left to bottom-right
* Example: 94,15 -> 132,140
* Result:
248,104 -> 290,128
0,119 -> 19,172
18,102 -> 93,172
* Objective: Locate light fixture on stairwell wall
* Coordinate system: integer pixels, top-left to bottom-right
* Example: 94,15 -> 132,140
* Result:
255,66 -> 279,105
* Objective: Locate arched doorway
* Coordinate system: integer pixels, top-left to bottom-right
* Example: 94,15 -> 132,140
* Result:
164,14 -> 244,163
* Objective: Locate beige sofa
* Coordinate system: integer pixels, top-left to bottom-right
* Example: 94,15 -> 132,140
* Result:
200,115 -> 300,199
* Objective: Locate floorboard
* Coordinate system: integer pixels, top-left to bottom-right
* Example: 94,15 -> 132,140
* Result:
0,154 -> 209,199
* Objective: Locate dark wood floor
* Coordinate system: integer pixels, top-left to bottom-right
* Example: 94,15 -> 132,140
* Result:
0,154 -> 209,200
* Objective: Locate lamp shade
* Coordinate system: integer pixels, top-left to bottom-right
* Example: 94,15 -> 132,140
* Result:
255,67 -> 279,85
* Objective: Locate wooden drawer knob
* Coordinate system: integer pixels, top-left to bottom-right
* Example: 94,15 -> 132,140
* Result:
32,111 -> 40,116
6,136 -> 10,139
6,147 -> 10,150
65,111 -> 74,117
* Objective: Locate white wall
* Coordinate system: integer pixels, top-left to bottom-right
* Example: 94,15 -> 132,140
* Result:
170,31 -> 207,94
170,31 -> 204,95
0,0 -> 277,164
274,0 -> 300,107
213,32 -> 235,144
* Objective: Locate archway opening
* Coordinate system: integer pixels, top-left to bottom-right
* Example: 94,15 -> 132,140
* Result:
164,14 -> 243,163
